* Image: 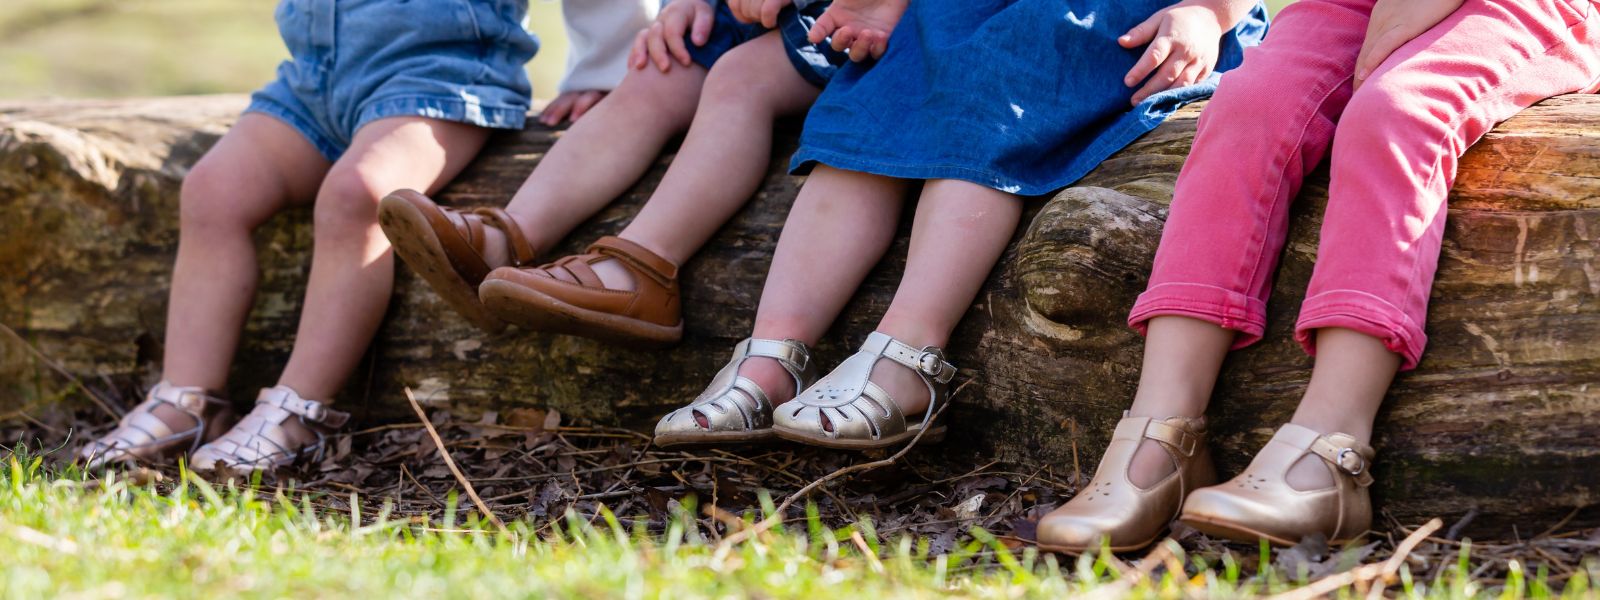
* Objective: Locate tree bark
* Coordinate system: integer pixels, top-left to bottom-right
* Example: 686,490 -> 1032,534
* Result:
3,95 -> 1597,535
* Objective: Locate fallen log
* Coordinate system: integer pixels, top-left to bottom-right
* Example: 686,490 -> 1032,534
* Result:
2,94 -> 1597,535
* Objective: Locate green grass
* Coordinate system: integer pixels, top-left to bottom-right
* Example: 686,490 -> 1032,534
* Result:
3,450 -> 1595,599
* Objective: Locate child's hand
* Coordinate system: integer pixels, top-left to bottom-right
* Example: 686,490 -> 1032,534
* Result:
539,90 -> 606,126
810,0 -> 910,62
1120,1 -> 1229,106
728,0 -> 794,28
1355,0 -> 1464,90
629,0 -> 715,73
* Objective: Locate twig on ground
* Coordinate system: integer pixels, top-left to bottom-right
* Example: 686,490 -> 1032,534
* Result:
1267,518 -> 1443,600
1445,508 -> 1479,541
405,387 -> 508,535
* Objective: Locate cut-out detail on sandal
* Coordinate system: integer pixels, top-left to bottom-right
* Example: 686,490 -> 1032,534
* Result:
78,381 -> 235,471
772,332 -> 957,450
190,385 -> 350,476
654,338 -> 819,447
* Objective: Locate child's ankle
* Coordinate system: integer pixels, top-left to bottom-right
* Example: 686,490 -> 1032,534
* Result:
737,356 -> 796,405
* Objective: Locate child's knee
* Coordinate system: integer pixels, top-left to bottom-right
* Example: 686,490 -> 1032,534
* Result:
312,165 -> 386,234
179,159 -> 263,233
613,65 -> 703,123
701,44 -> 790,107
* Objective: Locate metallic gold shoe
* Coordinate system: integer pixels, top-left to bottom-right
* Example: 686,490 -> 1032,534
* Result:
1179,423 -> 1375,546
654,338 -> 818,447
772,332 -> 956,450
77,381 -> 235,471
189,385 -> 350,477
1036,413 -> 1215,554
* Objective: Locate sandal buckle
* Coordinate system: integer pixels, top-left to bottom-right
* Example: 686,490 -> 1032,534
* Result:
302,400 -> 326,423
1335,447 -> 1366,476
916,347 -> 946,378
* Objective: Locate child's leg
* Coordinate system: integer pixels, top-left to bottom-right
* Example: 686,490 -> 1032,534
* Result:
1288,0 -> 1600,483
276,117 -> 490,399
600,31 -> 820,287
493,62 -> 707,255
1121,0 -> 1370,484
868,179 -> 1022,414
164,114 -> 332,392
738,166 -> 911,403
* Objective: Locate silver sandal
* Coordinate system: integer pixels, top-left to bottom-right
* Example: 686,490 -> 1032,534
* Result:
773,331 -> 956,450
78,381 -> 235,471
189,385 -> 350,476
654,338 -> 819,447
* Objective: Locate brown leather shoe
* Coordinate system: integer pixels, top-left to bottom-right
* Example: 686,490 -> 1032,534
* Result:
1036,413 -> 1215,554
478,236 -> 683,347
77,381 -> 235,471
1179,423 -> 1376,546
378,189 -> 537,333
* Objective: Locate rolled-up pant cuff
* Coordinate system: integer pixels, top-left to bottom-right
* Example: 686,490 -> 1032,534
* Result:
1294,289 -> 1426,371
1128,282 -> 1268,350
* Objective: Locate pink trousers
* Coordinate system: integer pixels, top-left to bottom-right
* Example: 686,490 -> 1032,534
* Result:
1128,0 -> 1600,370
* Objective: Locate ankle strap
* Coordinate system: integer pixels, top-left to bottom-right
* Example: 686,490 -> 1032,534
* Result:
470,207 -> 537,267
864,332 -> 957,384
1144,418 -> 1203,458
588,236 -> 677,286
739,338 -> 811,373
150,381 -> 228,416
257,386 -> 350,428
1281,424 -> 1375,487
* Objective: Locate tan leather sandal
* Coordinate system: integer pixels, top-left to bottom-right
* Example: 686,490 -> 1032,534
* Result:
1036,413 -> 1215,554
772,332 -> 956,450
478,236 -> 683,347
189,385 -> 350,477
1179,423 -> 1376,546
77,381 -> 235,471
654,338 -> 819,447
378,189 -> 538,333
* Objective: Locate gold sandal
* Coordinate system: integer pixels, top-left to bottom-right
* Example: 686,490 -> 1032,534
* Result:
654,338 -> 819,447
1036,413 -> 1215,554
1179,423 -> 1376,546
77,381 -> 235,471
189,385 -> 350,476
772,332 -> 956,450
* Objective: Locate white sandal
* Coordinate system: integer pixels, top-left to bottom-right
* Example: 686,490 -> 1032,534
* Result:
189,385 -> 349,476
654,338 -> 818,447
772,332 -> 956,450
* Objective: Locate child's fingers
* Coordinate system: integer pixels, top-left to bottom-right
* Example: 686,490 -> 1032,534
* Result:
646,23 -> 673,72
1354,24 -> 1408,90
1119,11 -> 1163,49
759,0 -> 787,28
1124,35 -> 1171,88
832,25 -> 859,54
809,10 -> 837,44
729,0 -> 758,23
690,2 -> 714,46
1131,56 -> 1189,105
662,11 -> 694,65
569,91 -> 604,122
629,30 -> 649,70
540,95 -> 573,126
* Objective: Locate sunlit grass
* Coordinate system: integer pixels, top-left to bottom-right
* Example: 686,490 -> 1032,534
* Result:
3,448 -> 1595,599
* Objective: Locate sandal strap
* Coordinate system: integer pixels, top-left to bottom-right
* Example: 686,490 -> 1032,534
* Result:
469,207 -> 537,267
1307,431 -> 1375,487
255,386 -> 350,429
739,338 -> 812,380
868,332 -> 957,385
587,236 -> 677,288
1143,418 -> 1203,458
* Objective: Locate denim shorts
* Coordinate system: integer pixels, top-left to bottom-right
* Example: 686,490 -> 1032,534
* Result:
684,0 -> 847,88
248,0 -> 538,161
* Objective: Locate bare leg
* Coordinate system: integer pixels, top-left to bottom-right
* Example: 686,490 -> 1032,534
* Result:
737,166 -> 910,406
493,62 -> 707,255
602,32 -> 821,289
164,114 -> 331,392
870,179 -> 1022,415
1284,327 -> 1398,487
276,117 -> 490,400
1121,316 -> 1235,486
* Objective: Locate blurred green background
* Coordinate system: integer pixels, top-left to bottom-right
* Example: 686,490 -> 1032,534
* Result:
0,0 -> 1292,101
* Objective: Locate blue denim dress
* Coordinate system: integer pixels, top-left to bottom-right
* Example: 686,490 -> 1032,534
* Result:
791,0 -> 1269,195
249,0 -> 538,161
683,0 -> 848,88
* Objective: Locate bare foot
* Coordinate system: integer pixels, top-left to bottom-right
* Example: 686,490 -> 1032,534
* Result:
691,357 -> 796,429
477,226 -> 512,269
1127,438 -> 1179,488
868,359 -> 930,416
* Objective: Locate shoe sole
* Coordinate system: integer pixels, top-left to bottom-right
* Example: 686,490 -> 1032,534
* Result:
771,424 -> 947,451
653,428 -> 778,448
1034,532 -> 1163,556
1179,515 -> 1331,547
378,195 -> 507,334
478,278 -> 683,347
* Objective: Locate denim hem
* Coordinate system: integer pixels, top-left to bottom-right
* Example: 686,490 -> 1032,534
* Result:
1128,282 -> 1268,350
245,99 -> 346,162
356,95 -> 529,134
1294,289 -> 1426,371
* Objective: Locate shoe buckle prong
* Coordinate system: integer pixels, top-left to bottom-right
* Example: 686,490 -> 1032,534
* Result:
916,348 -> 946,378
1336,447 -> 1366,476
